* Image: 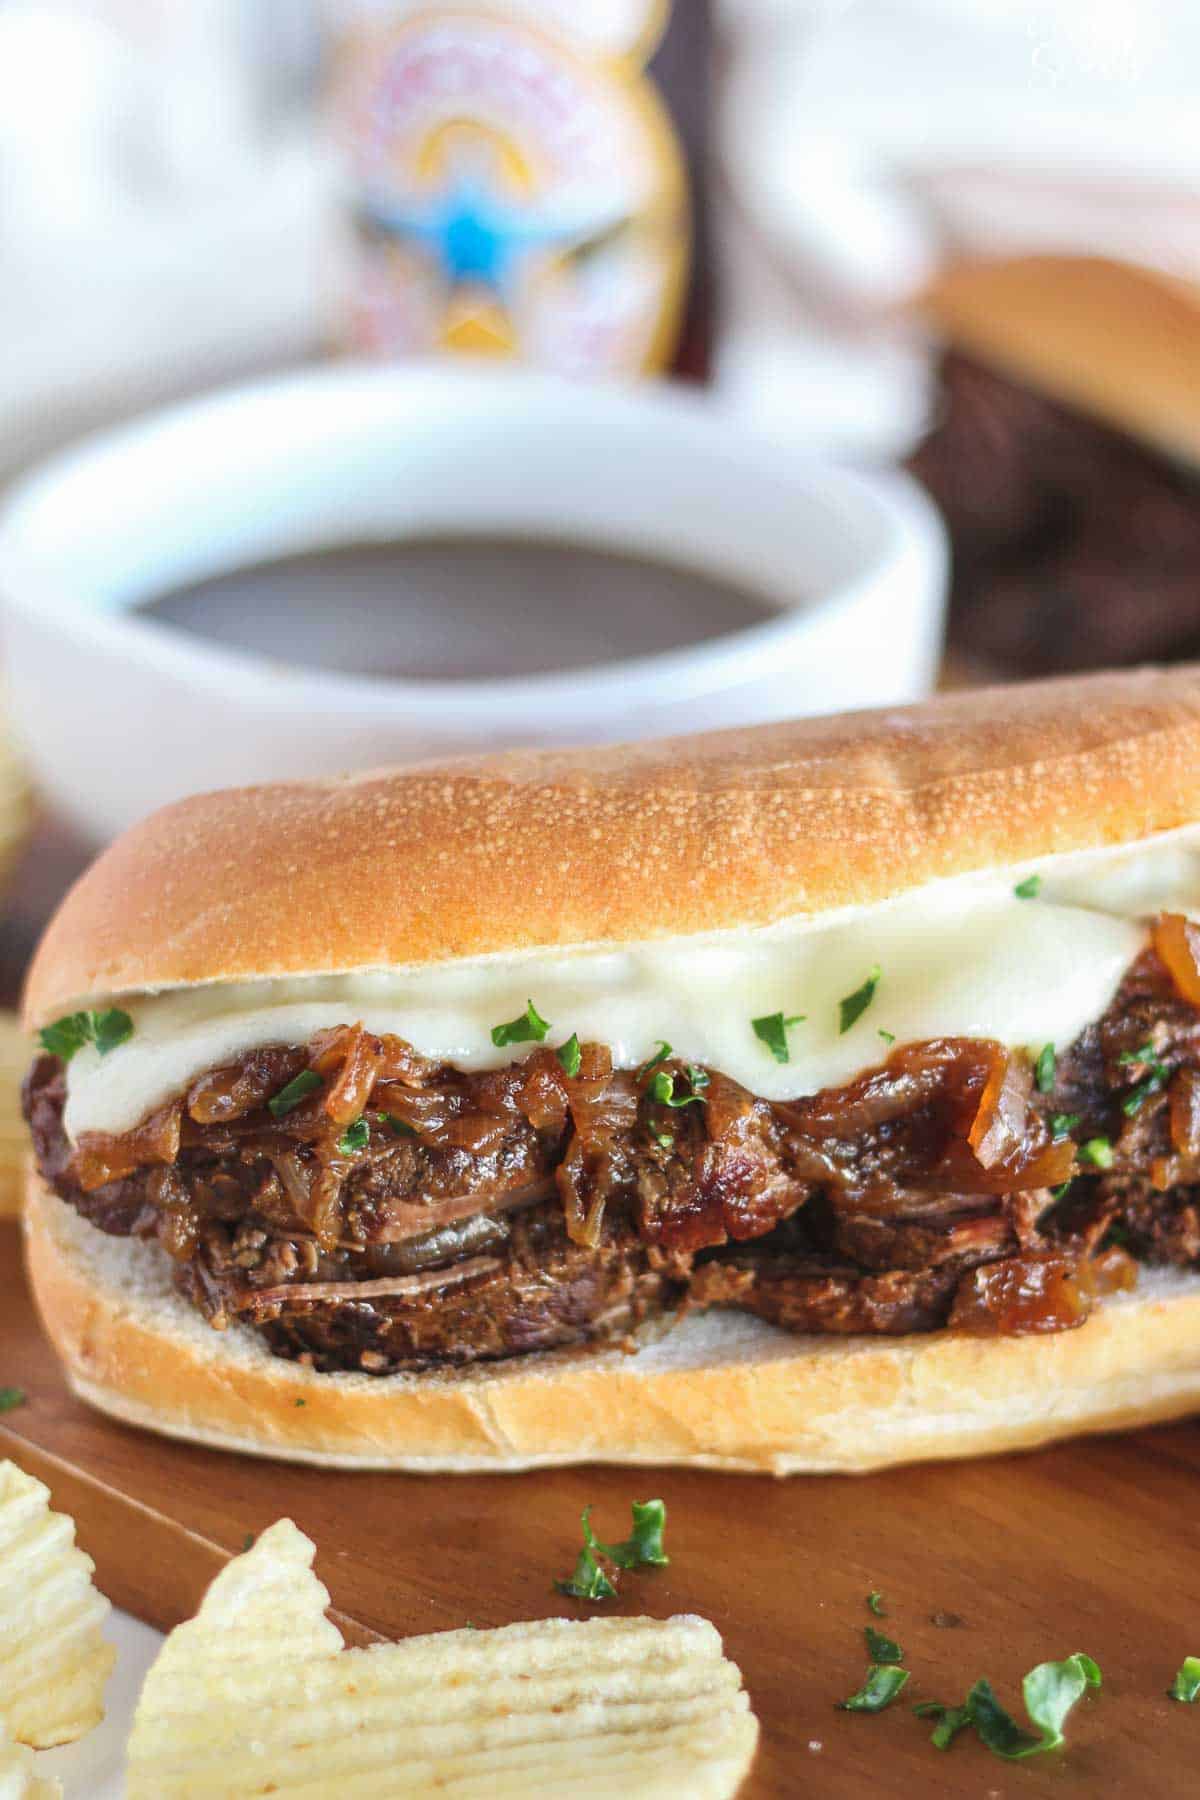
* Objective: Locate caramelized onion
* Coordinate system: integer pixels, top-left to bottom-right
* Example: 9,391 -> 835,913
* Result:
966,1049 -> 1030,1167
949,1251 -> 1092,1335
73,1102 -> 182,1192
1155,913 -> 1200,1006
311,1023 -> 383,1125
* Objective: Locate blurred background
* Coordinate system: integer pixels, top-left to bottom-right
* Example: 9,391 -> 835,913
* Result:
0,0 -> 1195,1059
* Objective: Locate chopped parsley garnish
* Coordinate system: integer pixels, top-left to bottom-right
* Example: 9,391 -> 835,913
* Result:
1035,1043 -> 1056,1093
335,1118 -> 370,1156
0,1387 -> 25,1414
38,1007 -> 133,1062
491,1000 -> 550,1047
865,1625 -> 903,1664
376,1111 -> 417,1137
1050,1112 -> 1082,1141
838,1665 -> 909,1713
242,1533 -> 255,1552
555,1501 -> 668,1601
1170,1657 -> 1200,1703
839,966 -> 881,1035
1079,1137 -> 1115,1170
1117,1041 -> 1170,1115
1123,1078 -> 1166,1117
605,1499 -> 669,1569
1049,1179 -> 1074,1202
914,1701 -> 973,1750
268,1069 -> 322,1118
636,1041 -> 672,1081
650,1125 -> 675,1151
1014,874 -> 1042,899
866,1591 -> 886,1617
752,1012 -> 806,1064
650,1066 -> 710,1108
556,1034 -> 582,1078
878,1029 -> 896,1047
917,1654 -> 1100,1760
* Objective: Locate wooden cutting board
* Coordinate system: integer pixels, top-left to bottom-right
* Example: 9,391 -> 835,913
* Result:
2,1217 -> 1199,1798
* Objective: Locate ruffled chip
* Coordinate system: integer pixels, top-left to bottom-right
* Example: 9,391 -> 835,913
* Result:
0,1462 -> 114,1748
128,1519 -> 758,1797
0,1719 -> 60,1799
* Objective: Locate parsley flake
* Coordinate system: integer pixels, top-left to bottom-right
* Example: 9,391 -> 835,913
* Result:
865,1625 -> 903,1664
377,1112 -> 417,1137
839,966 -> 881,1035
636,1041 -> 672,1081
555,1501 -> 668,1602
919,1653 -> 1100,1761
1014,874 -> 1042,899
1035,1043 -> 1056,1093
268,1069 -> 322,1118
650,1066 -> 709,1109
39,1007 -> 133,1062
1170,1657 -> 1200,1703
335,1117 -> 370,1155
1079,1137 -> 1115,1170
491,1000 -> 550,1047
752,1012 -> 806,1064
1050,1112 -> 1082,1141
838,1665 -> 909,1713
878,1029 -> 896,1047
0,1387 -> 25,1414
556,1034 -> 582,1078
914,1701 -> 973,1750
866,1591 -> 886,1617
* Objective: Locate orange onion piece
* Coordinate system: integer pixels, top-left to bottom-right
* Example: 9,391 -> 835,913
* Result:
1155,913 -> 1200,1006
73,1102 -> 182,1192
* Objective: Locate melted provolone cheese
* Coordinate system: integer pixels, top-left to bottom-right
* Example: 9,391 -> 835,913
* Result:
61,826 -> 1200,1141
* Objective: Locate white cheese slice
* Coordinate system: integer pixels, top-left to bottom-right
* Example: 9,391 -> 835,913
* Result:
61,824 -> 1200,1141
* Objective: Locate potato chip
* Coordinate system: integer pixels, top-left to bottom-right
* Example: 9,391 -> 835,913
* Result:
0,1462 -> 115,1748
0,1721 -> 60,1800
128,1520 -> 758,1798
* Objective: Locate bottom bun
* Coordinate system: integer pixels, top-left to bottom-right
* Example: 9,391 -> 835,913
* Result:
23,1175 -> 1200,1474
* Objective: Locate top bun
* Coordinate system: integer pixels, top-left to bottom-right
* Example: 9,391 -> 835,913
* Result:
918,254 -> 1200,467
23,665 -> 1200,1029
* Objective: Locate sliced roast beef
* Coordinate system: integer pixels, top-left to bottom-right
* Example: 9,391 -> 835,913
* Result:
24,942 -> 1200,1373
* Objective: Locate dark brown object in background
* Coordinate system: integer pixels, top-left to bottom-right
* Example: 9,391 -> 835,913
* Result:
651,0 -> 712,380
4,1211 -> 1200,1796
909,352 -> 1200,674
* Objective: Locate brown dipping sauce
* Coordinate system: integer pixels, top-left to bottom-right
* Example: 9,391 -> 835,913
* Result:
136,537 -> 779,681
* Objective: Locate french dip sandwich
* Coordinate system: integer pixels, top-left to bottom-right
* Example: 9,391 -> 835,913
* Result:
22,668 -> 1200,1472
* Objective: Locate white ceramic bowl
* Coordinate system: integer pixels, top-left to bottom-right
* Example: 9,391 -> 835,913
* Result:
0,365 -> 946,842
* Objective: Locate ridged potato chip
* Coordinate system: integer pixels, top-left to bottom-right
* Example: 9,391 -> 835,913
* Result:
128,1520 -> 758,1798
0,1720 -> 59,1800
0,1462 -> 115,1748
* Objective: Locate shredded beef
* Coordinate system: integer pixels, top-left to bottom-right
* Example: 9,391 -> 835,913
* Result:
24,944 -> 1200,1373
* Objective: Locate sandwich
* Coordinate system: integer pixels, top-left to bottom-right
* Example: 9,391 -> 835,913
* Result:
908,254 -> 1200,675
21,666 -> 1200,1473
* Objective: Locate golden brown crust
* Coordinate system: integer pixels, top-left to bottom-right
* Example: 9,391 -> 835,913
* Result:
24,1177 -> 1200,1474
22,665 -> 1200,1028
918,254 -> 1200,464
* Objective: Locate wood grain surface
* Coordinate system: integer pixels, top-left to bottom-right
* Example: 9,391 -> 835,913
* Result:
3,1221 -> 1200,1795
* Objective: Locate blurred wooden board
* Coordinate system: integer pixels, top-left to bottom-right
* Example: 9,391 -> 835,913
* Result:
2,1217 -> 1200,1796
